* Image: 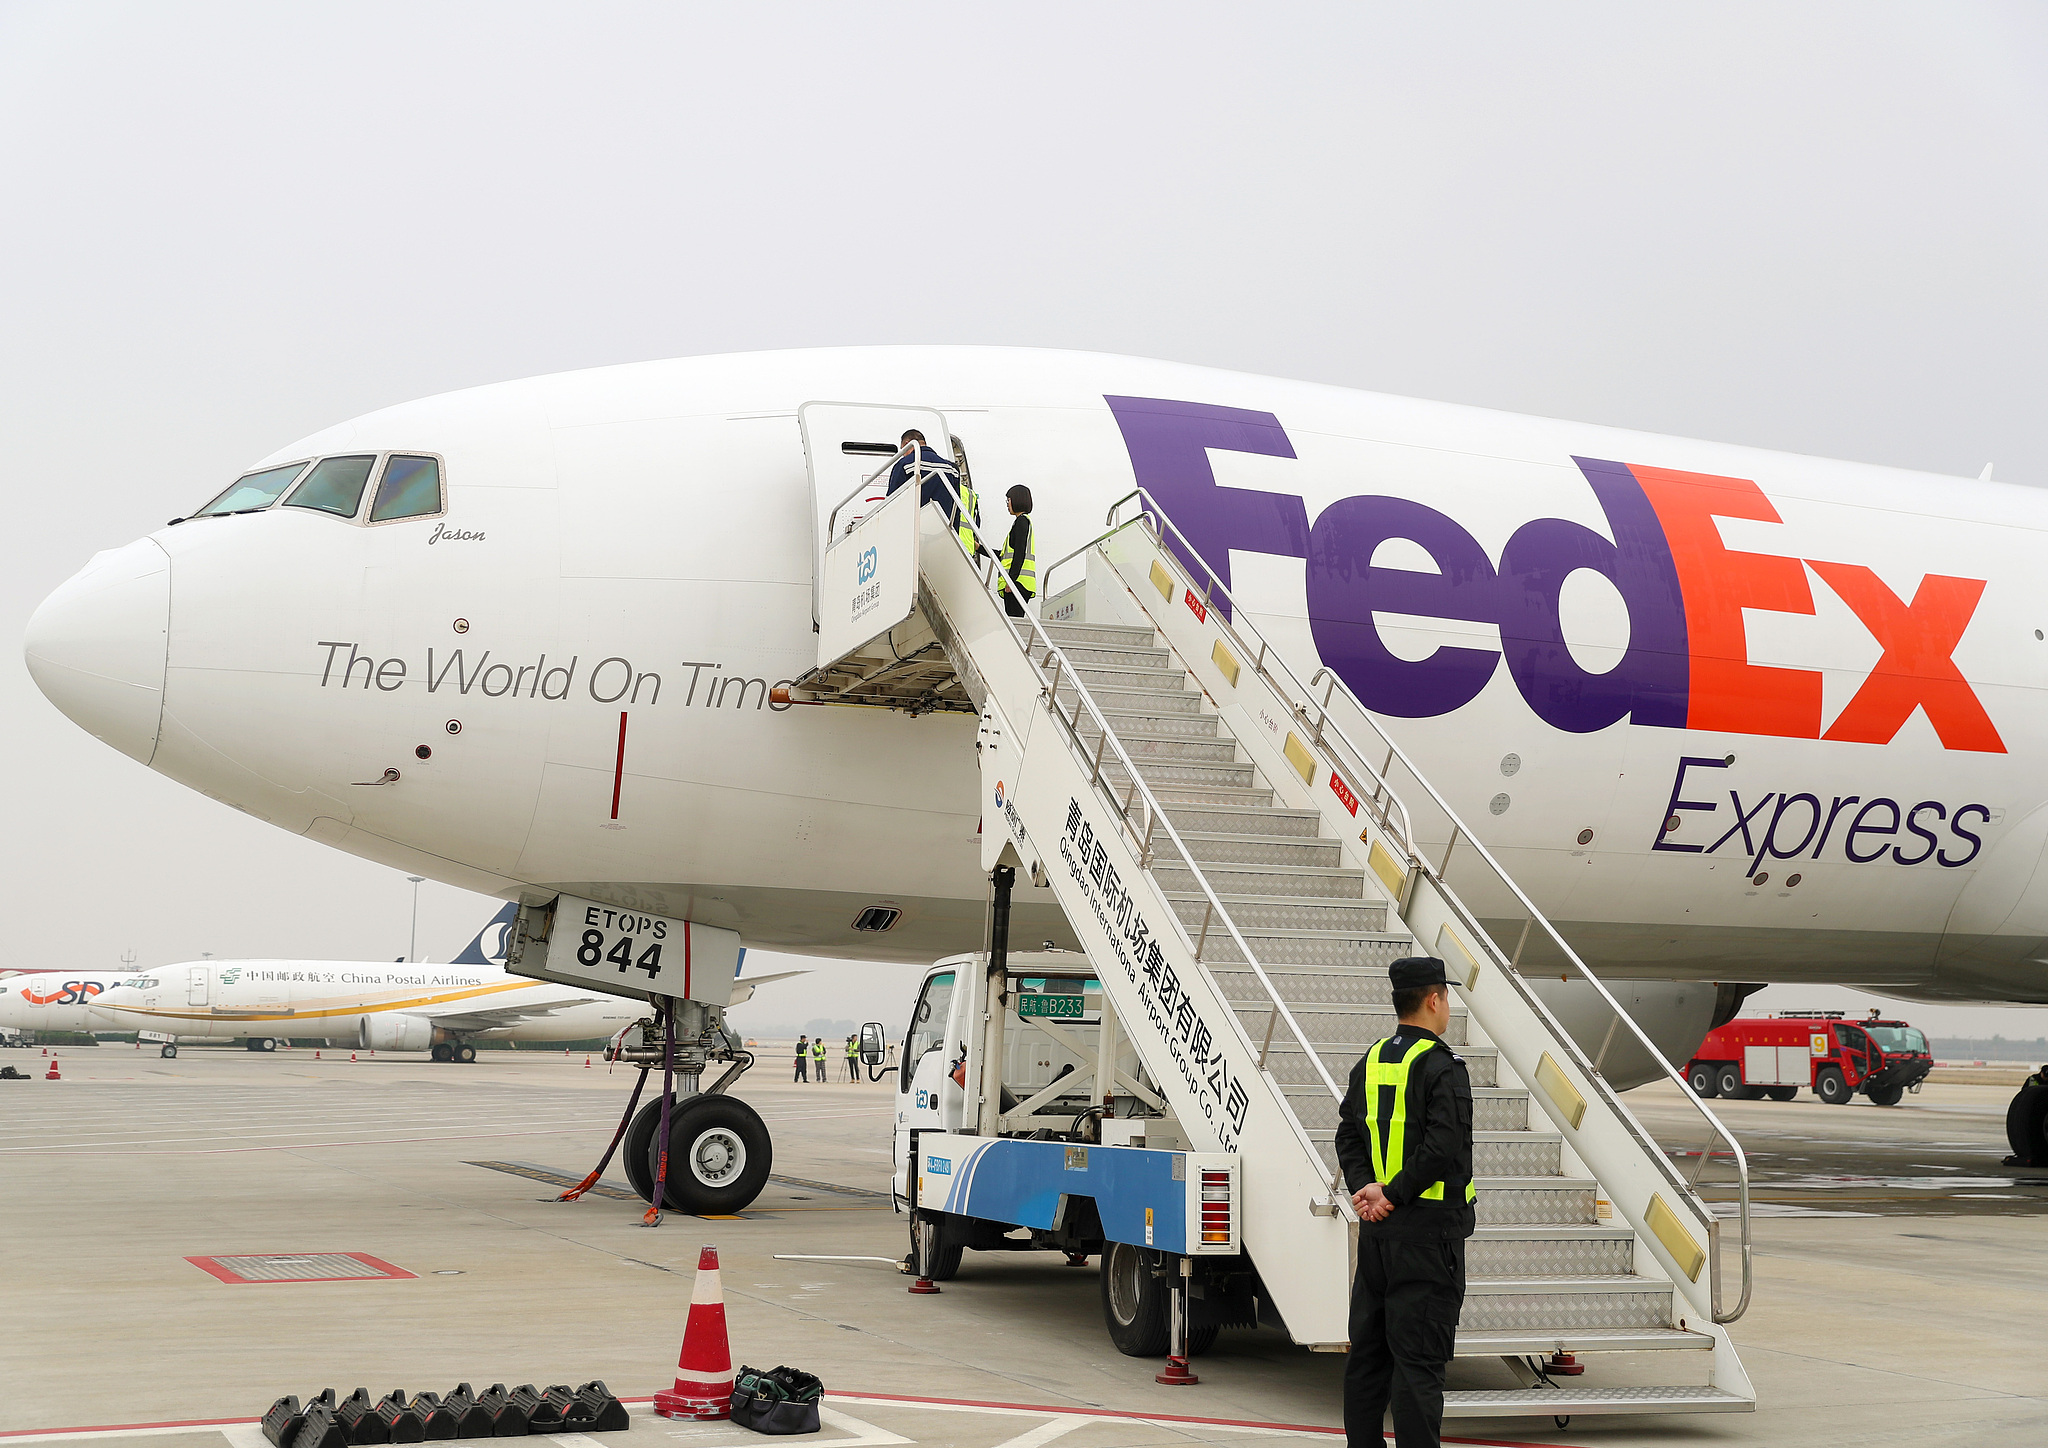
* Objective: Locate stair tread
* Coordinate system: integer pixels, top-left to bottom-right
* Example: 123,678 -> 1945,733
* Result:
1450,1328 -> 1716,1356
1443,1384 -> 1747,1415
1464,1275 -> 1672,1293
1474,1224 -> 1636,1239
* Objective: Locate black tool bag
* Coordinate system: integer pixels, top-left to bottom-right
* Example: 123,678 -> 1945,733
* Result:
729,1364 -> 823,1435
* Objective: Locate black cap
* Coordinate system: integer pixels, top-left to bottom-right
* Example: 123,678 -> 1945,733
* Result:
1389,956 -> 1448,991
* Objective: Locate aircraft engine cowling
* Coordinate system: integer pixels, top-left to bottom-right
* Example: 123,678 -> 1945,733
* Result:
359,1012 -> 434,1053
1521,978 -> 1763,1091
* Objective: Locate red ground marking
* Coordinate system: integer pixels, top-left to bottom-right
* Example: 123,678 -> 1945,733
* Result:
183,1251 -> 415,1284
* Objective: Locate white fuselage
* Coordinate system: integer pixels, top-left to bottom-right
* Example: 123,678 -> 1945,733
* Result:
0,971 -> 134,1036
25,347 -> 2048,1004
88,961 -> 637,1043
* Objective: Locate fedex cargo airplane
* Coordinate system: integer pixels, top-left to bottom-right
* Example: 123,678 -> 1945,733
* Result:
22,346 -> 2048,1138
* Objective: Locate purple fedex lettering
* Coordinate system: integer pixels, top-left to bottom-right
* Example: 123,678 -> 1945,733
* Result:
1104,397 -> 1308,619
1306,496 -> 1502,717
1494,460 -> 1690,732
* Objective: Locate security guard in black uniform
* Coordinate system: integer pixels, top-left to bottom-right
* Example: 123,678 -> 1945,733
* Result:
1333,956 -> 1475,1447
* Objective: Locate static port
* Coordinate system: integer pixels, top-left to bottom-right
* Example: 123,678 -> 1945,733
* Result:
415,745 -> 432,760
445,720 -> 462,735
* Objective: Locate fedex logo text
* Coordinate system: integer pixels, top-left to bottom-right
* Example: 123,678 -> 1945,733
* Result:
1107,398 -> 2003,754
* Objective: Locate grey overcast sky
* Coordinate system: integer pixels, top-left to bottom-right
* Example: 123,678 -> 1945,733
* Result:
4,4 -> 2045,1040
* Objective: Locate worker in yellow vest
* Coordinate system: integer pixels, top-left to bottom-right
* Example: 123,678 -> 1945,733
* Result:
998,484 -> 1037,619
1333,956 -> 1475,1447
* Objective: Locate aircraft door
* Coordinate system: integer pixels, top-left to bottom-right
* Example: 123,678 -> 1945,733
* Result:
798,402 -> 950,627
187,966 -> 209,1007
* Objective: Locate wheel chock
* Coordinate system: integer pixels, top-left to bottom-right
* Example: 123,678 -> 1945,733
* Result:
472,1383 -> 529,1437
438,1384 -> 492,1439
570,1381 -> 630,1432
372,1390 -> 427,1443
508,1384 -> 563,1431
289,1399 -> 348,1448
261,1394 -> 303,1446
332,1387 -> 385,1443
405,1391 -> 458,1440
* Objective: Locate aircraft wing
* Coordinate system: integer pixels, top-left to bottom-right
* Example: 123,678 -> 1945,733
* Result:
729,968 -> 809,1006
412,995 -> 607,1033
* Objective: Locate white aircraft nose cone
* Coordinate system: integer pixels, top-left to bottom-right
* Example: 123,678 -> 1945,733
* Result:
25,538 -> 171,765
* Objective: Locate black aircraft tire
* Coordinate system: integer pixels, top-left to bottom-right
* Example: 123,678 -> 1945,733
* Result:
161,1044 -> 177,1058
430,1043 -> 451,1063
623,1096 -> 668,1202
1815,1067 -> 1851,1105
653,1095 -> 774,1214
1867,1085 -> 1905,1106
1687,1063 -> 1718,1098
1100,1242 -> 1171,1357
2006,1073 -> 2048,1165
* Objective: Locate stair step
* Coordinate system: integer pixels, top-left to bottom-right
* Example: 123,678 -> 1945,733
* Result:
1459,1278 -> 1674,1332
1140,783 -> 1277,808
1176,831 -> 1344,868
1090,730 -> 1241,764
1095,709 -> 1223,740
1153,861 -> 1367,900
1209,956 -> 1417,1000
1162,803 -> 1322,838
1443,1385 -> 1748,1417
1263,1045 -> 1502,1091
1040,641 -> 1175,670
1166,894 -> 1390,933
1070,664 -> 1190,693
1084,687 -> 1206,716
1042,623 -> 1159,648
1467,1226 -> 1636,1277
1239,1006 -> 1466,1047
1472,1177 -> 1602,1226
1109,758 -> 1260,791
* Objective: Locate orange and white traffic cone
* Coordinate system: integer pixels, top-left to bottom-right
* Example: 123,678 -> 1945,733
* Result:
584,1055 -> 592,1069
653,1245 -> 734,1420
350,1052 -> 358,1062
45,1057 -> 61,1080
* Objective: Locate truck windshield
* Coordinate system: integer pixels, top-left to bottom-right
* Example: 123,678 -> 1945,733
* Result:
1864,1025 -> 1927,1054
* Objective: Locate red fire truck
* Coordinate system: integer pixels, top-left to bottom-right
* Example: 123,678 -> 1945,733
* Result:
1685,1011 -> 1933,1106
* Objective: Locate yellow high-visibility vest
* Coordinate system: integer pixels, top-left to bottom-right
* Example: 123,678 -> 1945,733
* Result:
1363,1035 -> 1477,1205
1002,515 -> 1037,600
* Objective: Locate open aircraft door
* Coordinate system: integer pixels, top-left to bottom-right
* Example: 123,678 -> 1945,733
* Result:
799,402 -> 948,629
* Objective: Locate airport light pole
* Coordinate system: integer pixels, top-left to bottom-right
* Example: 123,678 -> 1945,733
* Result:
407,876 -> 425,962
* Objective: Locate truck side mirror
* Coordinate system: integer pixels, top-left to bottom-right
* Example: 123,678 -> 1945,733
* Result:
860,1021 -> 886,1065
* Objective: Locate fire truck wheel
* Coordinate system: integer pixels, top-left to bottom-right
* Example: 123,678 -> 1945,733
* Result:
1715,1066 -> 1746,1099
1764,1086 -> 1798,1102
1687,1063 -> 1718,1098
1815,1067 -> 1852,1105
1866,1085 -> 1904,1106
654,1094 -> 773,1214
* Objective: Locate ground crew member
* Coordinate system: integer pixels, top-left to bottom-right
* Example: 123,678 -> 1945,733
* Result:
884,429 -> 974,548
1333,956 -> 1475,1448
793,1035 -> 809,1083
811,1036 -> 827,1083
998,484 -> 1036,618
845,1034 -> 860,1082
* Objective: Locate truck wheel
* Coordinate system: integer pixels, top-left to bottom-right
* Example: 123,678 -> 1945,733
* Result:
1715,1066 -> 1746,1100
654,1095 -> 774,1214
1866,1085 -> 1904,1106
910,1213 -> 964,1282
1815,1067 -> 1851,1105
1687,1063 -> 1718,1098
1765,1086 -> 1797,1102
1101,1242 -> 1170,1356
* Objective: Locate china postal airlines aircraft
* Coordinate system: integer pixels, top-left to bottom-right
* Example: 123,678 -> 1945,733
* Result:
24,346 -> 2048,1164
86,905 -> 643,1059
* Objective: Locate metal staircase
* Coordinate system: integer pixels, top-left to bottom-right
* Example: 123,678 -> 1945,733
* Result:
796,422 -> 1754,1421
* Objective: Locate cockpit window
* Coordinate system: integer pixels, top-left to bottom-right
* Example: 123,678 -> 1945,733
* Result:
283,455 -> 378,518
368,455 -> 443,523
194,462 -> 311,517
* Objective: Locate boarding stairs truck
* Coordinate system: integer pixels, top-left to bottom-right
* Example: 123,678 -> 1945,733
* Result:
792,404 -> 1756,1420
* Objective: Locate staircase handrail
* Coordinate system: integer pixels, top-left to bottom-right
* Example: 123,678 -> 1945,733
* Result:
907,480 -> 1360,1212
1067,486 -> 1750,1324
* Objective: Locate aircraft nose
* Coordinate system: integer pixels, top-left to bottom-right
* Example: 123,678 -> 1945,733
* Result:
25,539 -> 171,765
